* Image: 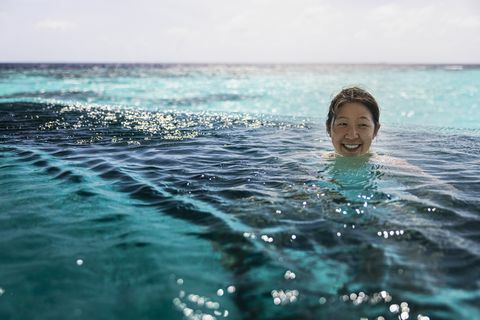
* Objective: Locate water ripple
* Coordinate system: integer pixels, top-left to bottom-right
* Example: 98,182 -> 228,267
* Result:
1,101 -> 479,319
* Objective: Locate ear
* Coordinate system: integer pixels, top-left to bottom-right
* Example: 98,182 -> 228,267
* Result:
373,123 -> 381,138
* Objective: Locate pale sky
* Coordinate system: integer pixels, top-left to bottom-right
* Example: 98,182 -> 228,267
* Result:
1,0 -> 479,63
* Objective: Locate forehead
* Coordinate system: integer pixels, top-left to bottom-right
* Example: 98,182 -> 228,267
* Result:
335,102 -> 373,119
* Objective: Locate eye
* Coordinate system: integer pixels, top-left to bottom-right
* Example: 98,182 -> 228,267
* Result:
358,123 -> 370,128
336,122 -> 347,127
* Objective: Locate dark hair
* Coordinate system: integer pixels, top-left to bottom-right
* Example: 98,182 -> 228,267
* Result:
326,87 -> 380,135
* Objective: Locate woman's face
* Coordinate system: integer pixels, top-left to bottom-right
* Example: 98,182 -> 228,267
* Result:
329,102 -> 379,156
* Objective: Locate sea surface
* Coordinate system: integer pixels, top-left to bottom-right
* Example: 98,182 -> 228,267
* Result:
0,64 -> 479,320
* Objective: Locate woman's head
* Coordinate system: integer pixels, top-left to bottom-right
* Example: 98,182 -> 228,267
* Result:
326,87 -> 380,156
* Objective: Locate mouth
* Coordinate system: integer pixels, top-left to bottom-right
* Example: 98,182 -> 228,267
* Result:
342,144 -> 362,152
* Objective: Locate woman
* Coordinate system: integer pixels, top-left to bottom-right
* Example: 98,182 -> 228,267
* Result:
324,87 -> 455,191
325,86 -> 380,157
324,87 -> 411,167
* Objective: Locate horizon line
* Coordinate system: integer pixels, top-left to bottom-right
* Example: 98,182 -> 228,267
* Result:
1,61 -> 479,66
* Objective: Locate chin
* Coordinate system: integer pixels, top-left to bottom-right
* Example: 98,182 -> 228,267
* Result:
336,148 -> 370,157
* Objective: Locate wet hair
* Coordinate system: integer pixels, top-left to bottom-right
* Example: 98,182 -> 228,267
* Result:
326,87 -> 380,135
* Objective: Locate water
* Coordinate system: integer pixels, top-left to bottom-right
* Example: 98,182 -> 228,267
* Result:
0,64 -> 479,320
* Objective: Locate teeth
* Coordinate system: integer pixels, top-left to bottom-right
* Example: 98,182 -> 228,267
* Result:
344,144 -> 360,149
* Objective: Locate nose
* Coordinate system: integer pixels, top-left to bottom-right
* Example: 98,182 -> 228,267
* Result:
345,125 -> 359,139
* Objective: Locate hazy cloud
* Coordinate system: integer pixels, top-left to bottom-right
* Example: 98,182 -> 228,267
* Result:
0,0 -> 479,63
35,19 -> 76,30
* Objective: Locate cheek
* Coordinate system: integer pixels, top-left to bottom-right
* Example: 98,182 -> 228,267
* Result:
331,127 -> 346,136
330,130 -> 342,143
361,130 -> 375,142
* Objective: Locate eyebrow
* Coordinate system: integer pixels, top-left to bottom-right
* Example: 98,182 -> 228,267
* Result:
335,116 -> 371,120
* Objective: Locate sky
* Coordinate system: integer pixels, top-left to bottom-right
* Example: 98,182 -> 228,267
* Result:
0,0 -> 479,63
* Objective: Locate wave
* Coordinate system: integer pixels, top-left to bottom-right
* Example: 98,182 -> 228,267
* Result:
1,100 -> 479,319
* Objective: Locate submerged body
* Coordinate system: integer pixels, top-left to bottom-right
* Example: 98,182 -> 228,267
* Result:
323,87 -> 451,189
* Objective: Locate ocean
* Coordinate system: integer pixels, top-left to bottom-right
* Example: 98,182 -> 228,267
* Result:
0,64 -> 479,319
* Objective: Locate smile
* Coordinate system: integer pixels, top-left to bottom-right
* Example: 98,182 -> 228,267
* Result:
342,144 -> 361,150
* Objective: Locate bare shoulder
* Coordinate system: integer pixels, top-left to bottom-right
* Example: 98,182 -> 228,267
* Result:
322,151 -> 337,159
371,154 -> 426,175
372,154 -> 458,192
371,154 -> 410,166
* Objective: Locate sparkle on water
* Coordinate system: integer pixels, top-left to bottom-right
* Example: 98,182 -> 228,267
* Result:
1,64 -> 479,320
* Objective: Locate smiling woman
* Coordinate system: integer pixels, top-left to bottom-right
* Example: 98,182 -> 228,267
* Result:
325,86 -> 381,157
323,87 -> 451,184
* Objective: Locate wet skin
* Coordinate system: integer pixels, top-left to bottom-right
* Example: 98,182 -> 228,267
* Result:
329,102 -> 380,156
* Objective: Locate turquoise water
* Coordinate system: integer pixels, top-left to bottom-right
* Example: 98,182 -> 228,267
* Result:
1,64 -> 480,129
0,64 -> 479,319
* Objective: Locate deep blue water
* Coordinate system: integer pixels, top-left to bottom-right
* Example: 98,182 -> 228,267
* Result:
0,64 -> 479,320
